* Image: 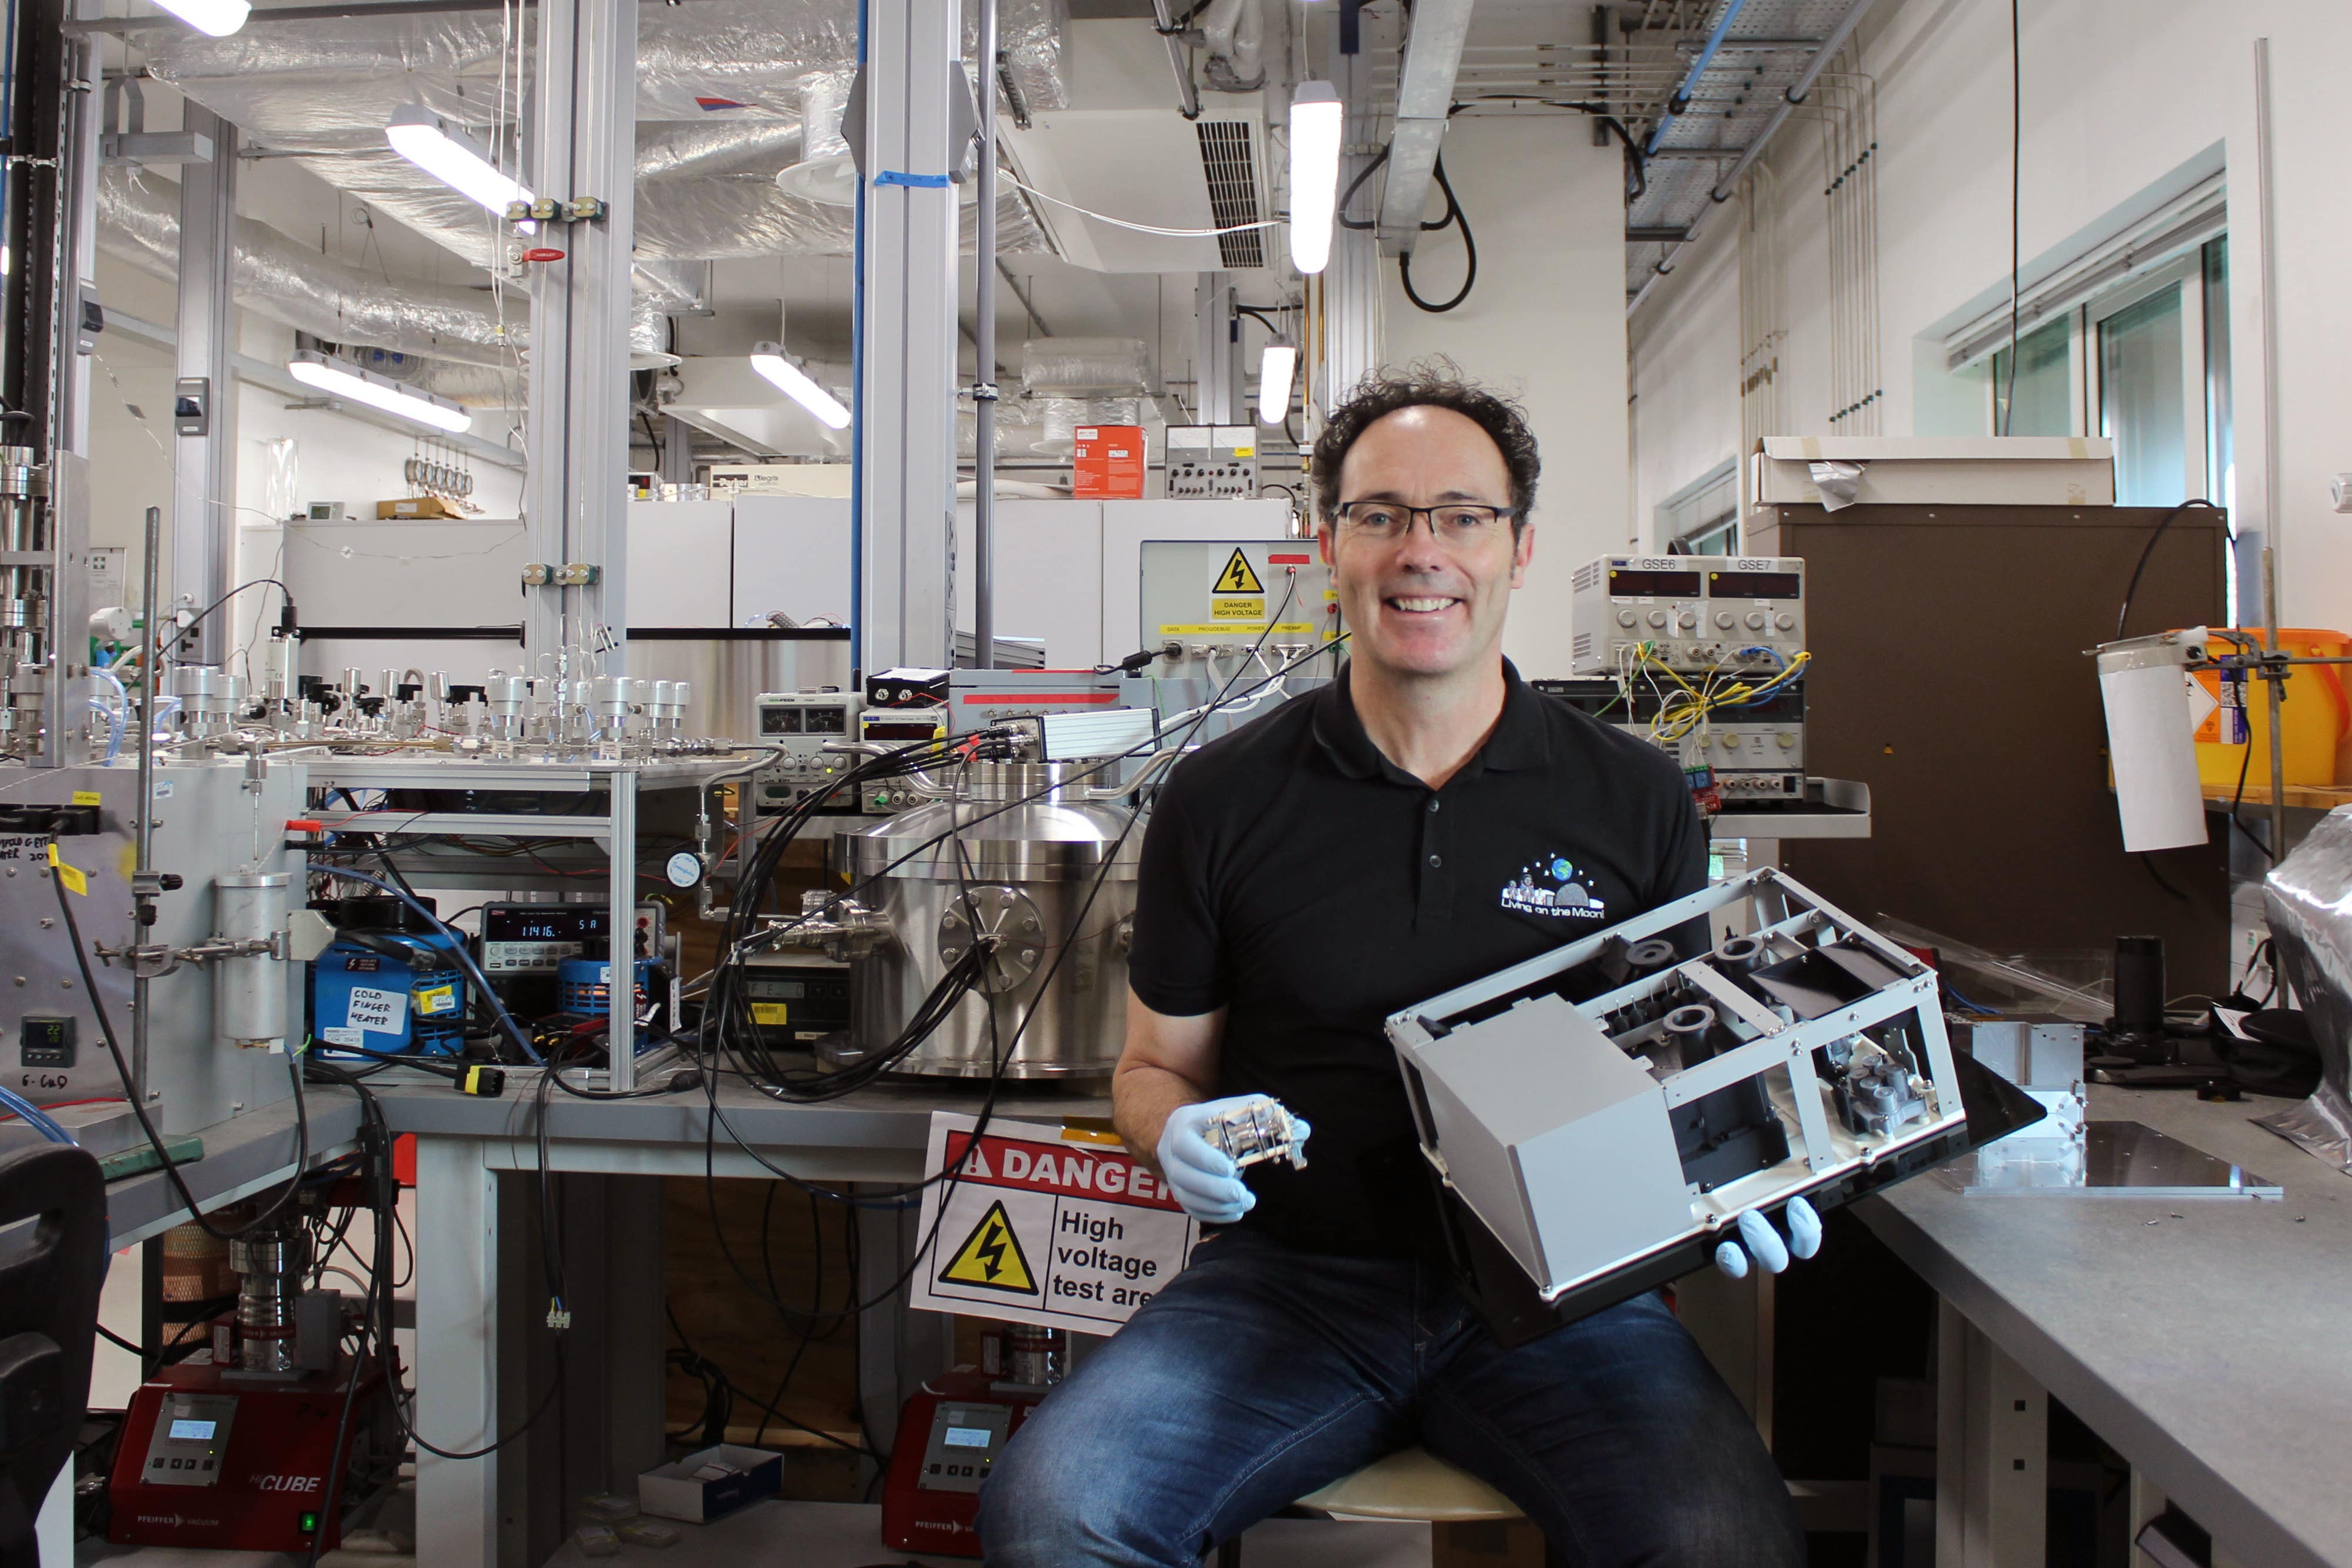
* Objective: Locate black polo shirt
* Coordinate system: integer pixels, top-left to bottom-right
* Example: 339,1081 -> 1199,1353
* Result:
1127,658 -> 1707,1261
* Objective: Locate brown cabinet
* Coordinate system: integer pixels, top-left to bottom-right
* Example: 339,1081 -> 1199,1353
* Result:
1746,503 -> 2232,996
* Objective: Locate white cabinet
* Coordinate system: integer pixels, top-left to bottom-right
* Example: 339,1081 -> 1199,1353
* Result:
625,500 -> 734,627
953,500 -> 1105,668
732,495 -> 853,628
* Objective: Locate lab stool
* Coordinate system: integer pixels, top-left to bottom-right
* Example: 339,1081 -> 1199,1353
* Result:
1212,1445 -> 1528,1566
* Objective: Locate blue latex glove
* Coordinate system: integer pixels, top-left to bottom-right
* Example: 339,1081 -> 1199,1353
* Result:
1712,1196 -> 1823,1280
1156,1097 -> 1308,1225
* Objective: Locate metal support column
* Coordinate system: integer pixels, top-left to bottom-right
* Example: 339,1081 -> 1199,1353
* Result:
1193,273 -> 1242,424
52,21 -> 99,458
170,106 -> 234,666
659,414 -> 697,489
971,0 -> 1003,670
858,0 -> 962,670
1936,1299 -> 2048,1568
523,0 -> 638,676
602,772 -> 637,1088
412,1138 -> 504,1568
857,1197 -> 957,1479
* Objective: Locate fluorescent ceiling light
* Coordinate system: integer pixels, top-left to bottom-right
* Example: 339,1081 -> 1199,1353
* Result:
385,104 -> 530,217
749,343 -> 851,430
287,352 -> 473,434
1288,81 -> 1343,275
1257,342 -> 1296,426
153,0 -> 251,37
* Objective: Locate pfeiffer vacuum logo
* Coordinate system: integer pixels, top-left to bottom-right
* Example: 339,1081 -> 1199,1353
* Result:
1500,855 -> 1607,920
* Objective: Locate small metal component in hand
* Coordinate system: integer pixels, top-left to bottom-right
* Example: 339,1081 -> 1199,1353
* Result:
1203,1097 -> 1309,1171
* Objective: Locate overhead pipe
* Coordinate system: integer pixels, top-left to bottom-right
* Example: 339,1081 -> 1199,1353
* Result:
1643,0 -> 1755,157
1148,0 -> 1203,119
1626,0 -> 1882,318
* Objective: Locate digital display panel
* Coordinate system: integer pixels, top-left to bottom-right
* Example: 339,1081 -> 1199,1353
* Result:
1709,571 -> 1802,600
481,907 -> 606,944
169,1419 -> 217,1442
1608,569 -> 1703,598
865,721 -> 942,741
942,1427 -> 994,1450
746,980 -> 807,1000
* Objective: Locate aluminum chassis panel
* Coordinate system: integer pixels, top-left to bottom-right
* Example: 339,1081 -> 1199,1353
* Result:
1386,868 -> 1989,1333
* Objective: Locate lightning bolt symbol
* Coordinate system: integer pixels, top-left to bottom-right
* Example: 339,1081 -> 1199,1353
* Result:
975,1218 -> 1009,1280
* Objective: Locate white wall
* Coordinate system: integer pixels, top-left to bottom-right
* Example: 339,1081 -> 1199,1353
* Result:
1629,230 -> 1741,551
1382,117 -> 1632,679
1630,0 -> 2352,627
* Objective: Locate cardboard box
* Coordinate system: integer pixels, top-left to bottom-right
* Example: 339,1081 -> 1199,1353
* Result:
1073,424 -> 1146,500
709,462 -> 852,498
638,1444 -> 782,1523
376,495 -> 464,519
1752,436 -> 2114,509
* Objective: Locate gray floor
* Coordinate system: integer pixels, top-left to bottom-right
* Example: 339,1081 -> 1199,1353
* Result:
79,1499 -> 1434,1567
538,1499 -> 1436,1567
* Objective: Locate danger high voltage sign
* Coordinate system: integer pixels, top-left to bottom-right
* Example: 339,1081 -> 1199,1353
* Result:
911,1113 -> 1201,1334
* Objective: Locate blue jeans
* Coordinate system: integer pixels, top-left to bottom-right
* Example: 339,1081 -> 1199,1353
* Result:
978,1230 -> 1804,1567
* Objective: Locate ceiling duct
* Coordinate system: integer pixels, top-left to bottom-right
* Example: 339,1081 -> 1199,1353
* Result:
136,0 -> 1068,268
97,164 -> 523,373
1005,97 -> 1269,272
95,166 -> 675,397
1195,120 -> 1266,269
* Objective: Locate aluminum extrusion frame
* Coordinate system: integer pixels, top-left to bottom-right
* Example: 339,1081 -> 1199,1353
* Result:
1386,867 -> 2035,1343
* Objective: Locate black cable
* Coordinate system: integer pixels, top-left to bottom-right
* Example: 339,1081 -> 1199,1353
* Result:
174,576 -> 295,647
1397,157 -> 1476,313
96,1322 -> 141,1355
689,585 -> 1314,1358
2228,721 -> 2275,862
305,1066 -> 392,1568
663,1307 -> 877,1458
2114,500 -> 2217,639
2001,0 -> 2020,434
1455,96 -> 1647,200
304,1057 -> 569,1466
2139,853 -> 2189,903
53,866 -> 311,1242
1335,144 -> 1390,231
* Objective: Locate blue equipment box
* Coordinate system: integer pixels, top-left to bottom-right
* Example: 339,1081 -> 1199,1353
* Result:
310,933 -> 467,1058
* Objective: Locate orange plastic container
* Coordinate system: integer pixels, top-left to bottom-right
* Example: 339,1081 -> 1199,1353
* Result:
2192,628 -> 2352,788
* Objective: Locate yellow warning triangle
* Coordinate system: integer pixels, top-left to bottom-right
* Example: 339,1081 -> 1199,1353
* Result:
938,1199 -> 1037,1294
1214,548 -> 1265,595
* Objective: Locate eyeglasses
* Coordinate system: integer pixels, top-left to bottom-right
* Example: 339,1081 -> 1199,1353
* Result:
1332,501 -> 1517,544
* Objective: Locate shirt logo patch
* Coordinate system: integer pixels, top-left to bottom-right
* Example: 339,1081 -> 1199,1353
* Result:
1501,855 -> 1608,920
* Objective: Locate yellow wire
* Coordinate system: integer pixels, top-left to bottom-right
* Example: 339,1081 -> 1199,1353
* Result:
1641,648 -> 1811,746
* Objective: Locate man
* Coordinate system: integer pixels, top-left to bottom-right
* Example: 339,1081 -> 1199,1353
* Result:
979,366 -> 1810,1566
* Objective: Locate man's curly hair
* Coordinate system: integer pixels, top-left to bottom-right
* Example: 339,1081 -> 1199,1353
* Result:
1309,360 -> 1539,533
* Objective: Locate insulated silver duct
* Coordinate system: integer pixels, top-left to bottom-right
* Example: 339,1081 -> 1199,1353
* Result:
139,0 -> 1065,267
99,167 -> 678,396
137,0 -> 1066,143
98,164 -> 524,371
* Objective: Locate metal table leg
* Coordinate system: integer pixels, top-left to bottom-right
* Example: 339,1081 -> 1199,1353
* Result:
414,1137 -> 504,1568
1936,1299 -> 2048,1567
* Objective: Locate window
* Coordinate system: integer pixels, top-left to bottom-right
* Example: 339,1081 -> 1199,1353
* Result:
1978,240 -> 2230,513
1656,460 -> 1740,555
1991,317 -> 2073,437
